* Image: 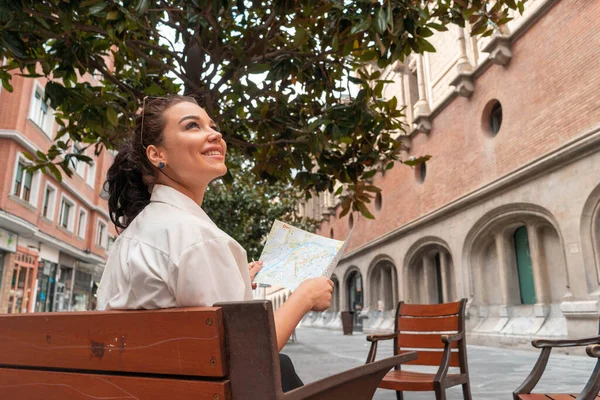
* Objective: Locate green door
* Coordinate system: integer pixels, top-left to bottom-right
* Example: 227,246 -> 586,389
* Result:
514,226 -> 536,304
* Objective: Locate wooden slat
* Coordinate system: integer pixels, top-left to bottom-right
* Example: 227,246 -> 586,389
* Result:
0,307 -> 227,377
517,395 -> 577,400
0,367 -> 229,400
398,333 -> 458,349
399,316 -> 459,332
401,350 -> 460,367
379,370 -> 435,391
400,301 -> 462,317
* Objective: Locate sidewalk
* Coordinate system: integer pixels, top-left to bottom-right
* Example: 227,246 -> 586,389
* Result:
283,327 -> 597,399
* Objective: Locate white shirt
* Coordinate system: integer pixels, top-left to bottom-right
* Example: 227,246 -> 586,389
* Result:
97,184 -> 253,310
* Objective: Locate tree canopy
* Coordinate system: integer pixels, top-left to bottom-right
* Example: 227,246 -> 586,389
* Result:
0,0 -> 525,218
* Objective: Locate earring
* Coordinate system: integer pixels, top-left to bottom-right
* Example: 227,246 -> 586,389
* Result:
158,161 -> 166,170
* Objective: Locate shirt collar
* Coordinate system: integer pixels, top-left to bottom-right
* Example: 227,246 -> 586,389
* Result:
150,184 -> 213,223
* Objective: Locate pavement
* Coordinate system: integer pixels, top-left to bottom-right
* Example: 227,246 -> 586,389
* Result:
282,327 -> 597,399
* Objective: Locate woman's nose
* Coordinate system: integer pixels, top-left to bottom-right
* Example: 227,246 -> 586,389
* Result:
208,129 -> 222,142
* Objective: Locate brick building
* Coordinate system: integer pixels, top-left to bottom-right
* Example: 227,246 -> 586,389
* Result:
0,71 -> 116,314
301,0 -> 600,345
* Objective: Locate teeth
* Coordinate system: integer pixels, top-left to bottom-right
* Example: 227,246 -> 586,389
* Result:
204,151 -> 221,156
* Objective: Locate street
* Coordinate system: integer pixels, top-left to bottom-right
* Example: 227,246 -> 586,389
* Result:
284,328 -> 597,399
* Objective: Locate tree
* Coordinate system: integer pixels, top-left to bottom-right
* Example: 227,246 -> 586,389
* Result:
203,155 -> 319,260
0,0 -> 526,218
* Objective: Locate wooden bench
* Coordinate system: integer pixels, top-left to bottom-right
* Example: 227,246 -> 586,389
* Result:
0,300 -> 416,400
513,333 -> 600,400
365,299 -> 472,400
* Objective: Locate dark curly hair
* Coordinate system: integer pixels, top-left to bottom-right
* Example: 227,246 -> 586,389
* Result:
106,95 -> 198,230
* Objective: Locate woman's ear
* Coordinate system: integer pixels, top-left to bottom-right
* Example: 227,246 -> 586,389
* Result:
146,144 -> 166,168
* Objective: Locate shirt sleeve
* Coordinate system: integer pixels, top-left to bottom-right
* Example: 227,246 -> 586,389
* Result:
172,238 -> 249,307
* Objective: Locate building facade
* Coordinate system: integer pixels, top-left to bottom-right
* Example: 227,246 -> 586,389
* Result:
302,0 -> 600,346
0,71 -> 116,314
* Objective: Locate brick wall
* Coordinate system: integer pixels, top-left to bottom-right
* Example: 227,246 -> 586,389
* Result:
319,0 -> 600,252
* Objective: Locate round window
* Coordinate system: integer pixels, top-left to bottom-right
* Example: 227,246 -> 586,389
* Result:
482,99 -> 503,137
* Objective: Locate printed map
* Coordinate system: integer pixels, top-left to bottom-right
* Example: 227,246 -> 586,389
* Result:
254,220 -> 351,290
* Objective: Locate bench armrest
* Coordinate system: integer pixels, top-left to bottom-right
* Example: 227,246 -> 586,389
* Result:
284,352 -> 418,400
532,336 -> 600,349
441,332 -> 464,344
365,332 -> 399,364
587,344 -> 600,358
512,347 -> 553,398
434,332 -> 465,383
366,333 -> 398,342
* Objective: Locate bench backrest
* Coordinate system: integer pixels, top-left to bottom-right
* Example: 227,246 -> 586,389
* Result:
0,301 -> 283,400
394,299 -> 467,370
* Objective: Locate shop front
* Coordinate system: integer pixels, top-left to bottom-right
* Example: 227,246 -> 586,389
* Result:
72,268 -> 92,311
7,246 -> 39,313
35,260 -> 57,313
54,253 -> 76,312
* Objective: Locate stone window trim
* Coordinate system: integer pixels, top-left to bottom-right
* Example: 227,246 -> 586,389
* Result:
10,153 -> 41,209
77,208 -> 88,240
27,81 -> 55,138
86,160 -> 97,188
58,193 -> 76,232
41,180 -> 58,221
95,218 -> 108,249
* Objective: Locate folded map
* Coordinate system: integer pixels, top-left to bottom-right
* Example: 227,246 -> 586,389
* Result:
254,220 -> 352,290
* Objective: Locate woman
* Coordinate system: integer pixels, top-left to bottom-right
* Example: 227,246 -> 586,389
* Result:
97,95 -> 334,392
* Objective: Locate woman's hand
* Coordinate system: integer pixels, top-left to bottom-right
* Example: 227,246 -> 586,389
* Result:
248,260 -> 263,289
295,276 -> 334,312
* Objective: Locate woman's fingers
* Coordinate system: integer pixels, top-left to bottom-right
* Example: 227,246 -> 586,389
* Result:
248,261 -> 263,280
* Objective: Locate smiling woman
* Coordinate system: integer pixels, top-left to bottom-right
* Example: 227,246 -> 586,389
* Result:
99,95 -> 334,393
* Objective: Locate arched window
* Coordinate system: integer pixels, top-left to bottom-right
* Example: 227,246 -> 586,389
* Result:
346,271 -> 363,312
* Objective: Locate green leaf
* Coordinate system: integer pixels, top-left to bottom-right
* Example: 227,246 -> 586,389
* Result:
428,23 -> 448,32
351,18 -> 371,35
48,164 -> 63,183
356,200 -> 375,219
418,38 -> 436,53
89,2 -> 108,15
363,185 -> 381,193
248,63 -> 271,74
388,96 -> 398,110
135,0 -> 149,16
294,27 -> 309,47
375,8 -> 387,34
363,169 -> 377,179
107,11 -> 120,20
338,205 -> 350,219
107,107 -> 118,127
